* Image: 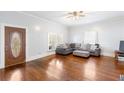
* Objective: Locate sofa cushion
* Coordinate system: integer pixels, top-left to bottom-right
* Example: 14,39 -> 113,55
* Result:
73,50 -> 90,57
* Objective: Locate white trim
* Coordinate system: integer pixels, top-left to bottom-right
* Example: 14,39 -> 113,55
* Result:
17,11 -> 66,27
0,23 -> 55,69
101,52 -> 114,57
0,23 -> 27,68
0,24 -> 5,68
26,52 -> 55,62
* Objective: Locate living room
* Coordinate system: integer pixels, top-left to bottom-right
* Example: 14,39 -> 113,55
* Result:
0,11 -> 124,81
1,0 -> 124,92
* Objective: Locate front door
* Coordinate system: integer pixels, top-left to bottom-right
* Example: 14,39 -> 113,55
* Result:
5,26 -> 26,67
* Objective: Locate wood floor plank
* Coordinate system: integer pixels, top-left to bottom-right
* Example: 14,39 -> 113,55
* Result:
0,54 -> 124,81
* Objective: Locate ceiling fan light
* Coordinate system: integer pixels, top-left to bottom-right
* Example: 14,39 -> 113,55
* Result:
65,11 -> 86,20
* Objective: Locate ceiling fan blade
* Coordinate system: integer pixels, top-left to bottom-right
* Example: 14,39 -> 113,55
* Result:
62,11 -> 88,19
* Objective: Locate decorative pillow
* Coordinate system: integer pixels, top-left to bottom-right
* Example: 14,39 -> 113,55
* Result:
65,43 -> 70,48
86,44 -> 91,51
57,44 -> 67,48
57,44 -> 63,48
75,43 -> 81,49
90,44 -> 97,51
63,44 -> 68,48
80,43 -> 89,50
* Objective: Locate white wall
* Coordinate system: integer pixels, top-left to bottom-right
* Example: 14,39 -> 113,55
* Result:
68,16 -> 124,57
0,12 -> 68,68
1,12 -> 124,68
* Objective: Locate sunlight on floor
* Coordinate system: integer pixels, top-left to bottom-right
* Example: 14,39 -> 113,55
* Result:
46,59 -> 64,79
84,62 -> 96,79
9,70 -> 23,81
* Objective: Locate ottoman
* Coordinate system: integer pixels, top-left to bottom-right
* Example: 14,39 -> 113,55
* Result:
73,50 -> 90,58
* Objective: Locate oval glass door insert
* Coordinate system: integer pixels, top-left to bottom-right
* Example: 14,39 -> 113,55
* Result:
11,32 -> 21,58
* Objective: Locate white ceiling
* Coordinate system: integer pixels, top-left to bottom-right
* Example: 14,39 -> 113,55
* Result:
23,11 -> 124,26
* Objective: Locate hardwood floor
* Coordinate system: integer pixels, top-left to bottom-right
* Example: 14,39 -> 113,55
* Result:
0,54 -> 124,81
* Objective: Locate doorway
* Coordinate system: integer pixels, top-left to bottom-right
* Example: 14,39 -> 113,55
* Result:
5,26 -> 26,67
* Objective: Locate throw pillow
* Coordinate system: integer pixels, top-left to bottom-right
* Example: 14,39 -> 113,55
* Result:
75,43 -> 81,49
90,44 -> 97,51
57,44 -> 63,48
63,44 -> 68,48
57,44 -> 68,49
86,44 -> 91,51
81,43 -> 88,50
65,43 -> 70,48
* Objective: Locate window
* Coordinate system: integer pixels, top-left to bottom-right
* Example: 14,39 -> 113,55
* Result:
84,31 -> 98,44
48,33 -> 63,51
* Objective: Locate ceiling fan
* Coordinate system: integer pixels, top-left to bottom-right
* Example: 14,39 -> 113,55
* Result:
65,11 -> 87,20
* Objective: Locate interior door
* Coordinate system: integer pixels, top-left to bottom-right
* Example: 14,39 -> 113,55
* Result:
5,26 -> 26,67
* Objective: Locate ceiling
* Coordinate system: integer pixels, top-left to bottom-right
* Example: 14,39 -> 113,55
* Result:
22,11 -> 124,26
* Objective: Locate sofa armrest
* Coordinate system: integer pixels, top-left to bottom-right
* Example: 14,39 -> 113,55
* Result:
94,48 -> 101,53
90,48 -> 101,56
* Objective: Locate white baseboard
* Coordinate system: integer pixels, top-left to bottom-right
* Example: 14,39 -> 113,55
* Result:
0,52 -> 55,69
0,65 -> 3,69
101,52 -> 114,57
26,51 -> 55,62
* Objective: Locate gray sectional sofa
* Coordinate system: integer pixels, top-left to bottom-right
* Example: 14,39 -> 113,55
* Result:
55,43 -> 80,55
55,47 -> 73,55
55,43 -> 101,57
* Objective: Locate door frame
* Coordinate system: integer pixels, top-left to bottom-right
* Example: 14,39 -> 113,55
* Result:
0,24 -> 28,68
